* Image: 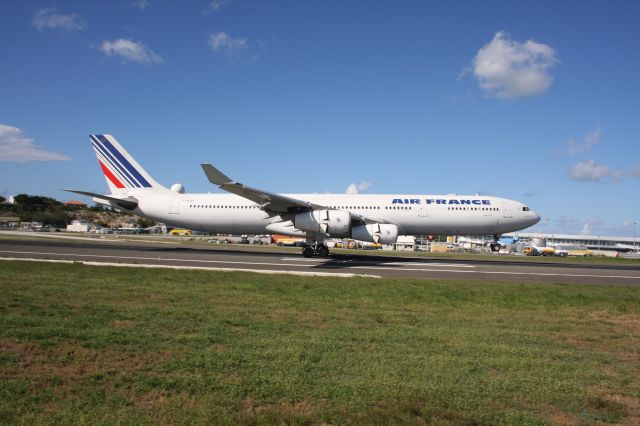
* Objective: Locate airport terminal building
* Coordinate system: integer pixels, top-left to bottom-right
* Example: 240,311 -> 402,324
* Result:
503,232 -> 638,252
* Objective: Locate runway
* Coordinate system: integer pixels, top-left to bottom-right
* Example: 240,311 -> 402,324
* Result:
1,235 -> 640,285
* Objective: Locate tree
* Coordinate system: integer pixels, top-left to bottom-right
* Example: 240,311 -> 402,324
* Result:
136,217 -> 156,228
39,210 -> 69,227
13,194 -> 67,225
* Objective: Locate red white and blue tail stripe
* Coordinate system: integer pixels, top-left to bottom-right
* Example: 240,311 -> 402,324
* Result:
90,134 -> 161,193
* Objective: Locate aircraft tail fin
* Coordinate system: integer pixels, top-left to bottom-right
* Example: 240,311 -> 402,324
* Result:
89,134 -> 165,194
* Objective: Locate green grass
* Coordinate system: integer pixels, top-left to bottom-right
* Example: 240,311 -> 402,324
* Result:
1,260 -> 639,425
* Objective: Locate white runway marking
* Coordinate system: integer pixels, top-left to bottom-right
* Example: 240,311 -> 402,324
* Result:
381,262 -> 475,268
0,250 -> 327,269
281,257 -> 475,268
0,258 -> 380,278
350,266 -> 640,280
281,257 -> 328,262
3,250 -> 639,281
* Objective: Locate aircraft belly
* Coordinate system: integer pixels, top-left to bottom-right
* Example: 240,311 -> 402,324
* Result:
404,214 -> 501,235
195,211 -> 267,235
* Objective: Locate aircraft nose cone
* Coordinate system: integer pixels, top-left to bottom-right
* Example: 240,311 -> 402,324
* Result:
531,212 -> 541,226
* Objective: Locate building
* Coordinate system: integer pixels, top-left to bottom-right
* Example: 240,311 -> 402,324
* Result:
393,235 -> 416,251
0,216 -> 20,228
21,221 -> 43,230
64,200 -> 87,209
503,232 -> 638,252
66,220 -> 91,232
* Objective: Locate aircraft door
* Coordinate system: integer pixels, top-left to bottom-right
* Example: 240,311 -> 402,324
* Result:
169,198 -> 180,215
418,205 -> 429,217
502,206 -> 512,218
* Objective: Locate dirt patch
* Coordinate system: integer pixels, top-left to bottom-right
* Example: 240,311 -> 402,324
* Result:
240,395 -> 322,418
0,339 -> 165,384
112,320 -> 134,329
546,409 -> 578,426
555,312 -> 640,364
136,389 -> 170,410
0,340 -> 40,357
277,399 -> 322,418
588,311 -> 640,333
209,343 -> 226,352
487,367 -> 503,379
607,394 -> 640,425
231,325 -> 246,335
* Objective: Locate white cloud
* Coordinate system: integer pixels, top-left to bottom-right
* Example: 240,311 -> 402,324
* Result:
131,0 -> 149,10
567,127 -> 601,157
0,124 -> 70,162
208,31 -> 251,59
345,181 -> 372,194
568,160 -> 609,181
529,215 -> 605,236
622,165 -> 640,178
204,0 -> 229,14
32,7 -> 86,32
469,31 -> 558,99
100,39 -> 163,64
530,216 -> 639,237
568,159 -> 640,182
609,166 -> 640,180
580,218 -> 604,235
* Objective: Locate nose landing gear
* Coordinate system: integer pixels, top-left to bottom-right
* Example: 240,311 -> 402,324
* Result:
302,241 -> 330,258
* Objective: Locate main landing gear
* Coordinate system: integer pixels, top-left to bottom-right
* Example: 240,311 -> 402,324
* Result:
302,241 -> 330,258
489,234 -> 502,252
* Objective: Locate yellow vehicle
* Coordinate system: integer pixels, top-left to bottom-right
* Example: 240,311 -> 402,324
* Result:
362,243 -> 383,250
555,244 -> 593,256
524,246 -> 556,256
170,229 -> 192,236
568,249 -> 593,256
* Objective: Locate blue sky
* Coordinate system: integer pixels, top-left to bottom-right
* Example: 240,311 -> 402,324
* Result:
1,0 -> 639,236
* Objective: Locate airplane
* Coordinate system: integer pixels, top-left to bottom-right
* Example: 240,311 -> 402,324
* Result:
66,134 -> 541,257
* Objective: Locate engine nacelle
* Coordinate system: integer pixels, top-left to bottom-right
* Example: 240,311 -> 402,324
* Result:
351,223 -> 399,245
294,210 -> 351,237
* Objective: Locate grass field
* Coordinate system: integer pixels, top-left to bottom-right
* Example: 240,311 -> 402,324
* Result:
1,260 -> 639,424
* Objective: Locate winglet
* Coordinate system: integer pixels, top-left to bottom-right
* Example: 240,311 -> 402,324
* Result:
201,164 -> 233,186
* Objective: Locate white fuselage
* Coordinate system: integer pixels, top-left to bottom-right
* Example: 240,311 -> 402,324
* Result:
124,189 -> 540,237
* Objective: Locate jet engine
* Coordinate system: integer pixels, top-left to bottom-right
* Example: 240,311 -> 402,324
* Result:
294,210 -> 351,237
351,223 -> 399,245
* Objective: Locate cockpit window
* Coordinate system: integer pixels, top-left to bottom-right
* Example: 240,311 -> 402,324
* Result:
522,206 -> 530,211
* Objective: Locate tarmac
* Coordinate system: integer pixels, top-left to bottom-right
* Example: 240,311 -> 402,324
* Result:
1,232 -> 640,285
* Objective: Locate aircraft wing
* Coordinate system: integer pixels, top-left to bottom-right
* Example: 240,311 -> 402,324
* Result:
64,189 -> 138,210
201,164 -> 324,213
201,163 -> 397,226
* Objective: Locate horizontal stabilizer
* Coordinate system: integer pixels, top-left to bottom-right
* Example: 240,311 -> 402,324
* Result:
64,189 -> 138,210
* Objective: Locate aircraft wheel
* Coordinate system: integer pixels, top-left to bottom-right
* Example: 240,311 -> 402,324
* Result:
302,246 -> 314,258
316,245 -> 329,257
490,243 -> 500,252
